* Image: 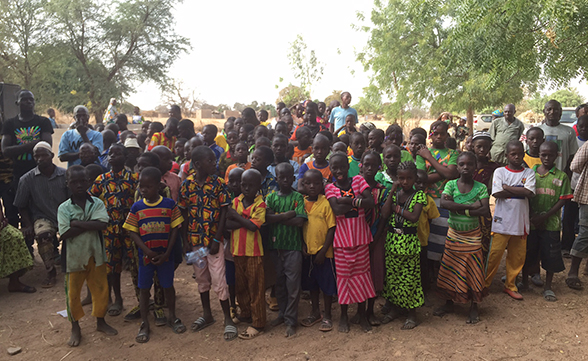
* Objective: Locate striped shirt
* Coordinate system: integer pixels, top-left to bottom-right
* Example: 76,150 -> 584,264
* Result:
123,196 -> 183,254
530,165 -> 573,231
148,132 -> 176,151
266,191 -> 307,251
231,194 -> 266,257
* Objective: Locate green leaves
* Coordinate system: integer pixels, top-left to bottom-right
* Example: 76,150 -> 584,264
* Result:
287,34 -> 324,98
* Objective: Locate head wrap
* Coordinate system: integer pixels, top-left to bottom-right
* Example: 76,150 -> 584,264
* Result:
492,109 -> 504,117
362,122 -> 376,131
73,105 -> 89,114
472,131 -> 493,143
33,141 -> 53,154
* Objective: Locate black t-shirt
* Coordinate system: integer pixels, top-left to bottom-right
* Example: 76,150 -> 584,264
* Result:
1,115 -> 54,180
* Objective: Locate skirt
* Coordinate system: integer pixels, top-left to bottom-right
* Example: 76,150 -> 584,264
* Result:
334,245 -> 375,304
0,225 -> 34,278
427,199 -> 449,261
437,227 -> 486,304
480,215 -> 492,264
384,251 -> 424,309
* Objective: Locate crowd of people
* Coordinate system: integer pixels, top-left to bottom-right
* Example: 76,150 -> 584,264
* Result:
1,89 -> 587,348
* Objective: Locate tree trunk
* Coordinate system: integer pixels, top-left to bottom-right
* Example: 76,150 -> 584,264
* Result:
466,106 -> 474,135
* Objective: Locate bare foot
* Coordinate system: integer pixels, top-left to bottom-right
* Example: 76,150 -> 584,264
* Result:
401,317 -> 417,330
96,318 -> 118,335
433,302 -> 454,317
338,314 -> 349,333
359,314 -> 372,332
367,313 -> 381,326
349,313 -> 360,325
68,322 -> 82,347
285,325 -> 296,337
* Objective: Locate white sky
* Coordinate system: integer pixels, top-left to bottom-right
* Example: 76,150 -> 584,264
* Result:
128,0 -> 375,110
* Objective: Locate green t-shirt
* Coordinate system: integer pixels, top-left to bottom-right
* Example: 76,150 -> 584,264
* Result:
442,180 -> 489,232
416,147 -> 459,198
266,191 -> 307,251
530,165 -> 573,231
348,156 -> 361,178
401,149 -> 413,163
375,171 -> 394,190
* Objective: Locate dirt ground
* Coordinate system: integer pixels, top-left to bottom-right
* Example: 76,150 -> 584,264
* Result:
1,250 -> 588,361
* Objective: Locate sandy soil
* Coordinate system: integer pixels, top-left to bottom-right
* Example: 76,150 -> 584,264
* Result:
1,250 -> 588,361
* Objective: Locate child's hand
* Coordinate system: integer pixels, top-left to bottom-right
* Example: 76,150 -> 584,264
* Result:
416,146 -> 432,160
302,243 -> 309,257
314,249 -> 326,265
145,249 -> 158,261
151,252 -> 167,265
208,240 -> 220,255
227,208 -> 239,220
531,214 -> 547,229
286,210 -> 296,219
183,242 -> 192,255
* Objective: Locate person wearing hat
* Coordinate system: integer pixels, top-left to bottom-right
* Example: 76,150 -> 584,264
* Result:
124,136 -> 142,173
59,105 -> 104,168
13,141 -> 68,288
488,104 -> 525,165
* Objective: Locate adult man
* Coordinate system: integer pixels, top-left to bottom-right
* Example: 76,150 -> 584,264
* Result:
489,104 -> 525,165
539,100 -> 578,172
329,92 -> 358,134
14,142 -> 68,288
58,105 -> 104,168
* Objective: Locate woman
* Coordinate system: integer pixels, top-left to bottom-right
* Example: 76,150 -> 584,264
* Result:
103,98 -> 118,124
1,207 -> 35,293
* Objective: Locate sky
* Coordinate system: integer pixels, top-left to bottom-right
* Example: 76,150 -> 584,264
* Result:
127,0 -> 376,110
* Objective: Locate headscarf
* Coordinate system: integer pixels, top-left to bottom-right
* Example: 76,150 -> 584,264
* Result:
492,109 -> 504,117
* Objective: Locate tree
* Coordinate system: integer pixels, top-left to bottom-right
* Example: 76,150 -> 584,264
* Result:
161,79 -> 202,117
276,84 -> 309,107
233,103 -> 246,112
49,0 -> 189,121
353,85 -> 383,118
288,34 -> 324,98
528,88 -> 585,113
324,90 -> 343,107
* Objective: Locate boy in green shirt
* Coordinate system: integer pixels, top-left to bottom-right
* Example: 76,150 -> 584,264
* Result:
522,141 -> 573,301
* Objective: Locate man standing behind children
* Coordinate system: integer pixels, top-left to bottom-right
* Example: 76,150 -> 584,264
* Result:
265,163 -> 307,337
485,141 -> 536,300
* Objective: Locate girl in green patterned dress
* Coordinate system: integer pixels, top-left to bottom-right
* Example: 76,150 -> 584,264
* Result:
380,161 -> 426,329
0,206 -> 35,293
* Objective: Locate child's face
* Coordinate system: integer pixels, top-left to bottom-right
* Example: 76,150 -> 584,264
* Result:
539,145 -> 557,169
228,173 -> 242,195
397,169 -> 416,191
341,93 -> 352,107
201,127 -> 216,145
107,146 -> 126,168
408,135 -> 425,155
178,126 -> 192,140
137,156 -> 154,174
472,139 -> 491,159
194,153 -> 218,176
142,123 -> 150,134
139,176 -> 159,201
227,131 -> 239,149
430,125 -> 448,148
578,118 -> 588,140
332,142 -> 347,153
457,155 -> 476,177
271,138 -> 288,160
350,136 -> 366,159
79,145 -> 96,165
275,124 -> 289,137
67,171 -> 90,197
234,143 -> 249,163
388,131 -> 403,147
304,107 -> 317,124
382,147 -> 401,171
224,120 -> 234,133
506,145 -> 524,168
526,130 -> 544,152
318,103 -> 326,115
298,133 -> 312,149
303,172 -> 324,198
312,139 -> 330,162
184,143 -> 192,161
368,131 -> 383,150
234,118 -> 244,132
464,136 -> 473,152
254,127 -> 268,140
361,154 -> 380,179
148,124 -> 158,137
345,116 -> 356,129
284,117 -> 294,132
276,167 -> 294,191
174,142 -> 185,158
239,128 -> 249,141
251,150 -> 270,171
415,172 -> 427,192
258,112 -> 268,122
241,174 -> 261,200
329,156 -> 349,183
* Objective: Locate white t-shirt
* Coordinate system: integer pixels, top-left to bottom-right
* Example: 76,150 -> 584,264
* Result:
491,166 -> 536,236
538,123 -> 579,172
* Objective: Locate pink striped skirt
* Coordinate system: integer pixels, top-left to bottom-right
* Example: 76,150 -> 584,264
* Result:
334,245 -> 376,304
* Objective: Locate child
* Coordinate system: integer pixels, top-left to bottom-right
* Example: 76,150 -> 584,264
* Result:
408,134 -> 426,162
368,129 -> 385,154
179,146 -> 237,340
251,146 -> 278,198
268,133 -> 300,189
240,124 -> 255,145
360,151 -> 389,325
58,165 -> 117,347
201,124 -> 225,165
380,161 -> 425,329
416,120 -> 459,263
148,117 -> 178,151
90,144 -> 138,317
225,141 -> 251,180
274,121 -> 290,138
174,138 -> 187,165
522,141 -> 571,301
265,163 -> 307,337
385,124 -> 413,162
332,141 -> 348,154
178,119 -> 196,140
524,127 -> 544,169
348,132 -> 366,177
434,152 -> 490,324
455,118 -> 469,147
375,144 -> 401,189
325,152 -> 376,333
180,136 -> 204,181
216,117 -> 235,152
225,169 -> 267,340
485,140 -> 536,300
299,169 -> 337,332
152,146 -> 181,202
218,130 -> 240,179
141,121 -> 152,135
470,131 -> 499,260
334,114 -> 358,136
123,167 -> 186,342
292,126 -> 313,165
298,134 -> 332,190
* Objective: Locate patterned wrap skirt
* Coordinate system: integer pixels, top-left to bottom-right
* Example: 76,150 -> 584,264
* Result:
0,225 -> 34,278
334,245 -> 376,304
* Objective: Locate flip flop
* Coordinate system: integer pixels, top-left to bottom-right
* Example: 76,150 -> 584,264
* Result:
224,324 -> 238,341
169,318 -> 186,334
136,322 -> 150,343
8,285 -> 36,293
401,319 -> 417,330
107,303 -> 123,316
191,317 -> 216,332
531,274 -> 544,287
543,290 -> 557,302
566,277 -> 583,290
124,306 -> 141,321
319,318 -> 333,332
300,314 -> 323,327
154,308 -> 167,327
238,326 -> 263,340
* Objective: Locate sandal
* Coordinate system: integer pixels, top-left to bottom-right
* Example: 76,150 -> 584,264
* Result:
8,285 -> 36,293
107,303 -> 123,316
402,318 -> 417,330
531,274 -> 544,287
381,312 -> 399,325
566,277 -> 583,290
238,326 -> 263,340
300,314 -> 323,327
319,318 -> 333,332
191,317 -> 216,332
543,289 -> 557,302
135,322 -> 150,343
169,318 -> 186,334
124,305 -> 141,321
224,324 -> 238,341
154,308 -> 167,327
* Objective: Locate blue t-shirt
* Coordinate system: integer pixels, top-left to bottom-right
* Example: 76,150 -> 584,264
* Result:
58,129 -> 104,168
329,106 -> 358,132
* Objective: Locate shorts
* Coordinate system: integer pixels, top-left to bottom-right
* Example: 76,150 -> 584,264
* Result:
225,259 -> 235,286
525,230 -> 565,273
138,254 -> 175,289
301,255 -> 337,296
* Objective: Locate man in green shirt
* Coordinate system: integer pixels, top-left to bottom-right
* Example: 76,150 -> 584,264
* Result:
489,104 -> 526,165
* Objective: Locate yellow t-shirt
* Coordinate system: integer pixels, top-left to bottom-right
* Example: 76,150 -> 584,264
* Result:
417,195 -> 440,246
303,195 -> 336,258
524,152 -> 541,169
215,133 -> 228,152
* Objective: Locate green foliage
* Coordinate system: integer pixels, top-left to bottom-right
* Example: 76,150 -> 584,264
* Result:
353,85 -> 383,117
288,34 -> 324,98
529,88 -> 585,113
276,84 -> 309,108
324,90 -> 343,107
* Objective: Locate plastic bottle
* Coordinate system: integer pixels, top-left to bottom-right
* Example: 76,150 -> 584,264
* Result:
185,247 -> 209,269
